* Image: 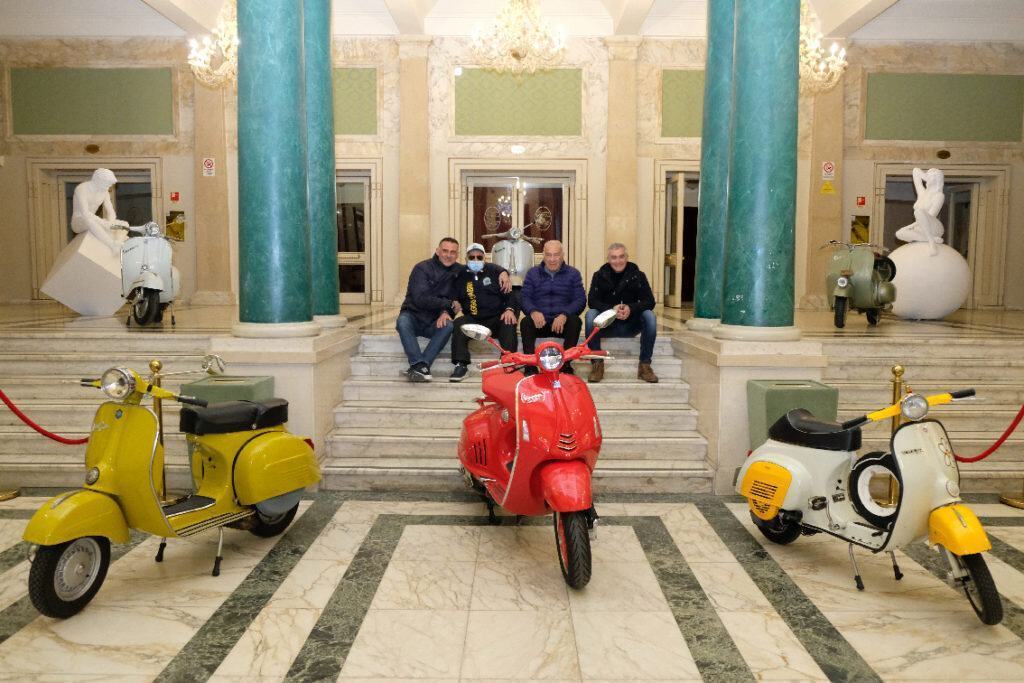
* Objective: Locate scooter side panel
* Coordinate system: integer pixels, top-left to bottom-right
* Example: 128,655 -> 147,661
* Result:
234,430 -> 321,505
887,421 -> 961,548
24,489 -> 130,546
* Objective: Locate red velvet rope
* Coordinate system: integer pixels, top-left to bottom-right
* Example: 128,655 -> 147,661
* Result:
954,403 -> 1024,463
0,388 -> 89,445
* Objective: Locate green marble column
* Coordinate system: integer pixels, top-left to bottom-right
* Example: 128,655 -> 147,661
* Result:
690,0 -> 736,328
717,0 -> 800,338
304,0 -> 342,321
236,0 -> 314,326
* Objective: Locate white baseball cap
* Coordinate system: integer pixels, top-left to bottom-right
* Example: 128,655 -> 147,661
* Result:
467,242 -> 486,255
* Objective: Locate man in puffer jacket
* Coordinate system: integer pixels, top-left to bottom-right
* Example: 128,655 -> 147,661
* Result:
585,242 -> 659,383
396,237 -> 462,382
520,240 -> 586,375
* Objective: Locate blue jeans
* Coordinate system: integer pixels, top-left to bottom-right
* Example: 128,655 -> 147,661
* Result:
396,311 -> 453,368
585,309 -> 657,363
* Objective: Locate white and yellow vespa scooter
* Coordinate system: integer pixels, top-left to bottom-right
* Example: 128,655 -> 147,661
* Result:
736,388 -> 1003,625
23,358 -> 320,618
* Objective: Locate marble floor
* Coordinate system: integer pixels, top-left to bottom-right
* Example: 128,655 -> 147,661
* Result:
1,490 -> 1023,681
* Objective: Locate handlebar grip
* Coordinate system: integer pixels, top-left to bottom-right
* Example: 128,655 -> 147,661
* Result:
80,378 -> 98,386
177,395 -> 208,407
950,389 -> 975,399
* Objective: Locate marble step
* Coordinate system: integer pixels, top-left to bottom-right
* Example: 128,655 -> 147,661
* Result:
838,406 -> 1024,435
325,429 -> 707,461
822,358 -> 1024,382
333,403 -> 697,433
349,355 -> 683,381
0,401 -> 182,428
828,381 -> 1024,406
0,375 -> 193,401
0,462 -> 194,490
0,428 -> 188,456
0,332 -> 212,355
320,457 -> 715,494
0,353 -> 210,377
859,432 -> 1024,463
820,337 -> 1024,360
357,334 -> 677,356
341,376 -> 690,404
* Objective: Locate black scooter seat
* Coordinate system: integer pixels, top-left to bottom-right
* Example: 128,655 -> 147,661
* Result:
179,398 -> 288,436
768,408 -> 861,452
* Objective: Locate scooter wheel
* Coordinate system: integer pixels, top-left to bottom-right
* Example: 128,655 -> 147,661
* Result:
833,296 -> 848,329
248,502 -> 298,538
28,536 -> 110,619
958,553 -> 1002,625
554,511 -> 591,589
750,511 -> 801,545
131,288 -> 161,325
866,309 -> 881,326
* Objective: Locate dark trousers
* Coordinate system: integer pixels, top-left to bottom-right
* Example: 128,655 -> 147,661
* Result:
452,313 -> 518,364
520,315 -> 582,354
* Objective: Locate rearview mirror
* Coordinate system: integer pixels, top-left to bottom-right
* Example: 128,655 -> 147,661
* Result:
593,309 -> 617,329
201,354 -> 226,375
461,324 -> 491,341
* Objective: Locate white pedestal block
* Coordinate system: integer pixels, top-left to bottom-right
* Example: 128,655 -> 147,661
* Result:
40,232 -> 124,316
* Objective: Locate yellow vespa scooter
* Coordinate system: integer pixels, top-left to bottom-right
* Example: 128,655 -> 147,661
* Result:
23,360 -> 321,618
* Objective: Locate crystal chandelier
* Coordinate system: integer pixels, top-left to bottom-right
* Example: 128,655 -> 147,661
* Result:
471,0 -> 566,75
799,0 -> 848,95
187,0 -> 239,88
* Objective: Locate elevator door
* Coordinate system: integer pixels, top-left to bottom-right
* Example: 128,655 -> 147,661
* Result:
336,174 -> 370,305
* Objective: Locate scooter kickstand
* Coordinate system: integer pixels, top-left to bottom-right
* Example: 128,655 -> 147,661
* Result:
848,544 -> 865,591
485,498 -> 499,525
155,538 -> 167,563
887,550 -> 904,581
212,527 -> 224,577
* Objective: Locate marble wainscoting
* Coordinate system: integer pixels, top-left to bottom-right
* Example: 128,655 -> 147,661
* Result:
1,491 -> 1024,681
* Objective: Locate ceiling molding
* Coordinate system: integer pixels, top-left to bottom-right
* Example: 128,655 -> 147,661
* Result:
139,0 -> 221,34
810,0 -> 900,39
383,0 -> 439,35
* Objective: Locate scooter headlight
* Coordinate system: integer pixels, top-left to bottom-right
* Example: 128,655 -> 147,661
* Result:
901,393 -> 930,421
100,367 -> 136,400
538,346 -> 564,372
836,276 -> 849,288
142,221 -> 163,237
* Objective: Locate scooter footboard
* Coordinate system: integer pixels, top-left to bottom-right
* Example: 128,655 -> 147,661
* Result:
536,460 -> 592,512
23,489 -> 130,546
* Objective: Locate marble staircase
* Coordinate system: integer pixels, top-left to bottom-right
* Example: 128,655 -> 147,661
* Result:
821,336 -> 1024,492
0,331 -> 212,488
323,334 -> 713,493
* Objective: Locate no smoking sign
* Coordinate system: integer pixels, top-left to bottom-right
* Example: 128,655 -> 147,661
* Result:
202,157 -> 216,177
821,161 -> 835,180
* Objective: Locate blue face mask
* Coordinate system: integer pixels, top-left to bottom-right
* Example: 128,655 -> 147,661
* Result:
467,260 -> 485,273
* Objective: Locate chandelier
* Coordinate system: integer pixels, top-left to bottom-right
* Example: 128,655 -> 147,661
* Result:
799,0 -> 848,95
187,0 -> 239,88
470,0 -> 566,75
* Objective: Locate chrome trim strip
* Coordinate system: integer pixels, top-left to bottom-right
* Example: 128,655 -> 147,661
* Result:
142,405 -> 175,536
500,374 -> 528,508
50,489 -> 85,510
164,499 -> 217,518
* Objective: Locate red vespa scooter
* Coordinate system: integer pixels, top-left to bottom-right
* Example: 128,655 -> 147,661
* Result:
457,309 -> 618,588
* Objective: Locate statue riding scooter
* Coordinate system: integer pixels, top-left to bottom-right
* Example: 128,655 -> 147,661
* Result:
457,309 -> 617,589
825,240 -> 897,328
736,387 -> 1002,625
482,205 -> 552,286
23,356 -> 320,618
117,221 -> 181,326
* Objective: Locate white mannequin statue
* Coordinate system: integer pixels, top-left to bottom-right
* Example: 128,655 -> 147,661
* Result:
895,167 -> 945,255
71,168 -> 129,255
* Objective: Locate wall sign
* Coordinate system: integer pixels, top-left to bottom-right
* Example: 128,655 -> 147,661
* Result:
202,157 -> 216,176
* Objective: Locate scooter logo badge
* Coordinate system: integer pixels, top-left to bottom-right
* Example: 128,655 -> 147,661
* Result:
521,392 -> 544,404
92,420 -> 110,432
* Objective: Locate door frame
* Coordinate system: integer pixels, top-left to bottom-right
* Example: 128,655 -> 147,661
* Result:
652,159 -> 700,303
872,163 -> 1009,308
26,157 -> 163,299
337,157 -> 384,303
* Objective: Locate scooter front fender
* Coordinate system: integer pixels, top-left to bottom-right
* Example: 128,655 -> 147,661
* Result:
929,504 -> 991,556
23,489 -> 130,546
129,269 -> 164,294
536,460 -> 592,512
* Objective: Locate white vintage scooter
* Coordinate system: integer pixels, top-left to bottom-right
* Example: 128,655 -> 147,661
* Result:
117,222 -> 180,326
735,388 -> 1003,625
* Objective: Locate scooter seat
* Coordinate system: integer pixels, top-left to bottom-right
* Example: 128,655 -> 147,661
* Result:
768,408 -> 861,452
179,398 -> 288,435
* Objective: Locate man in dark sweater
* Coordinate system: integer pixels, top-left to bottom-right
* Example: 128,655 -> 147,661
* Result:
520,240 -> 586,375
396,237 -> 462,382
450,243 -> 518,382
585,242 -> 658,383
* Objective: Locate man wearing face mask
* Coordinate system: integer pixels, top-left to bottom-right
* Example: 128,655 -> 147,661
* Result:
449,243 -> 519,382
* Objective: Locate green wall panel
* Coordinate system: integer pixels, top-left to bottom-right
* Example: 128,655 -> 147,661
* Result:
454,68 -> 582,136
332,67 -> 377,135
866,73 -> 1024,142
10,67 -> 173,135
661,69 -> 705,138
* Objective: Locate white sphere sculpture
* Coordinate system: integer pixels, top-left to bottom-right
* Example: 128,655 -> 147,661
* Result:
890,242 -> 970,319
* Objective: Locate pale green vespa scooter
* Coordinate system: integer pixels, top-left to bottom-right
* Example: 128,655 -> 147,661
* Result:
825,240 -> 897,328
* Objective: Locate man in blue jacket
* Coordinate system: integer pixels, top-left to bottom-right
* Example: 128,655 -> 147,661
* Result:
520,240 -> 586,375
396,237 -> 461,382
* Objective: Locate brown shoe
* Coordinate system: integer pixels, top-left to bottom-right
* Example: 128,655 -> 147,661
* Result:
638,362 -> 659,383
588,360 -> 605,383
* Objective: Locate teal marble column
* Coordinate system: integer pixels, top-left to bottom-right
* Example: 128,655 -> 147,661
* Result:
716,0 -> 800,339
304,0 -> 342,323
236,0 -> 315,329
689,0 -> 736,329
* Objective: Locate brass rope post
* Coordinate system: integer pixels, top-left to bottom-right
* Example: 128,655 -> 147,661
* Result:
0,489 -> 19,502
150,359 -> 165,500
886,365 -> 905,506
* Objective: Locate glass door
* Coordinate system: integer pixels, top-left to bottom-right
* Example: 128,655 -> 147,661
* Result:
336,174 -> 370,305
662,171 -> 699,308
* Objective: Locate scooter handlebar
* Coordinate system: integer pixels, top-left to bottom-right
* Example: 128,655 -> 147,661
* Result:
951,389 -> 976,399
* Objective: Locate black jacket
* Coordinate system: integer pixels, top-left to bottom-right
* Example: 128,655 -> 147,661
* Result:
400,255 -> 459,323
587,262 -> 655,315
455,263 -> 517,319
